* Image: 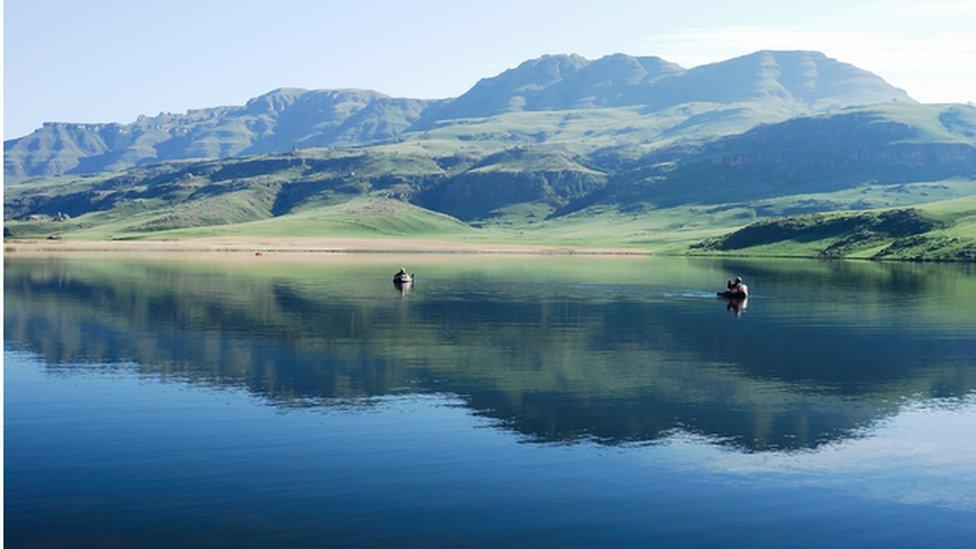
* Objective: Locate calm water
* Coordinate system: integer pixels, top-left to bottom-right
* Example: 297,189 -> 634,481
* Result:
5,254 -> 976,546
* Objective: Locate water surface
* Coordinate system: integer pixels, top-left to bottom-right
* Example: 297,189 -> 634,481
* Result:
6,255 -> 976,546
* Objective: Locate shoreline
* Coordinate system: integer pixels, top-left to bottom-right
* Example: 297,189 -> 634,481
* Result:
6,239 -> 973,263
2,238 -> 650,256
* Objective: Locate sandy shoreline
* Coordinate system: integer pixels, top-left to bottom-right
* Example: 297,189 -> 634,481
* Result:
3,237 -> 649,256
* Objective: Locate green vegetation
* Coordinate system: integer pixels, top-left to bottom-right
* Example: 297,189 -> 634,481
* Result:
693,195 -> 976,261
5,51 -> 976,261
151,196 -> 474,239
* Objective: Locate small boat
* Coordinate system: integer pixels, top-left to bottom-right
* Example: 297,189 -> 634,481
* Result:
716,290 -> 748,299
393,271 -> 414,285
718,277 -> 748,299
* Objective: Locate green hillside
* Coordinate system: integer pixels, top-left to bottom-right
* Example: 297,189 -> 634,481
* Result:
147,196 -> 474,240
5,51 -> 976,261
595,103 -> 976,209
693,194 -> 976,261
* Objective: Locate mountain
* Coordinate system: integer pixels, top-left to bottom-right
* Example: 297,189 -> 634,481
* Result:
4,88 -> 432,180
7,103 -> 975,245
413,53 -> 684,125
595,102 -> 976,208
7,50 -> 976,260
640,50 -> 912,112
415,50 -> 912,126
5,50 -> 912,181
414,147 -> 608,221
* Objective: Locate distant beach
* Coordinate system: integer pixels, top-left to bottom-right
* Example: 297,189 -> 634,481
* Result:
3,237 -> 647,256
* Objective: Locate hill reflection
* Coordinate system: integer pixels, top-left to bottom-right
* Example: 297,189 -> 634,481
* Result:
5,255 -> 976,452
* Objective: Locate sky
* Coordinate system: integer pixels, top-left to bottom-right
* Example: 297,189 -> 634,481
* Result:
4,0 -> 975,138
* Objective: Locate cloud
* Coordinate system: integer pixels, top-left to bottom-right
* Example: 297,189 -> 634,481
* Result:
878,0 -> 976,17
643,26 -> 865,67
654,398 -> 976,511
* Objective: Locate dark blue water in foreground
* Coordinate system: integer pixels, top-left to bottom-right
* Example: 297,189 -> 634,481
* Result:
6,256 -> 976,546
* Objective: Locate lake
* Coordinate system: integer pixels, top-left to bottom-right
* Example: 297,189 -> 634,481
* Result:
5,254 -> 976,546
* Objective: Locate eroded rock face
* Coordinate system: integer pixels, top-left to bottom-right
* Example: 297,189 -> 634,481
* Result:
4,89 -> 430,180
416,170 -> 607,221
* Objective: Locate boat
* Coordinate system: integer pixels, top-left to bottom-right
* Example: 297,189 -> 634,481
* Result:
718,277 -> 749,299
716,290 -> 748,299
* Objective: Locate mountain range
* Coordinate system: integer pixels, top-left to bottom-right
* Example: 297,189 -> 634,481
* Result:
5,50 -> 912,180
5,50 -> 976,260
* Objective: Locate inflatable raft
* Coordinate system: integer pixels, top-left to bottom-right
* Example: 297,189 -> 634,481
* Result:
717,290 -> 748,299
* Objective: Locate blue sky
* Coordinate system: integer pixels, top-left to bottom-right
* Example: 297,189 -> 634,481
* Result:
4,0 -> 975,138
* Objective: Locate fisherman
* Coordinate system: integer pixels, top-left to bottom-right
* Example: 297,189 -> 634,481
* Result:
730,276 -> 749,297
393,267 -> 412,284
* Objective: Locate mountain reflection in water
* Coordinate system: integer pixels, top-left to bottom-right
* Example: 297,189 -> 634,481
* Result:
5,255 -> 976,453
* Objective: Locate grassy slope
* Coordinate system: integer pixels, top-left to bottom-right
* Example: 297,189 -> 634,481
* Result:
409,101 -> 792,156
8,180 -> 976,258
692,194 -> 976,261
5,103 -> 976,260
857,102 -> 976,144
150,196 -> 474,240
5,196 -> 472,241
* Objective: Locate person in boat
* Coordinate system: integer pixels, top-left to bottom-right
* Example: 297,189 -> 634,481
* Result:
729,276 -> 748,296
393,268 -> 412,284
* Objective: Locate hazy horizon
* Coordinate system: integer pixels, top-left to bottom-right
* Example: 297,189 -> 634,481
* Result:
5,0 -> 976,138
